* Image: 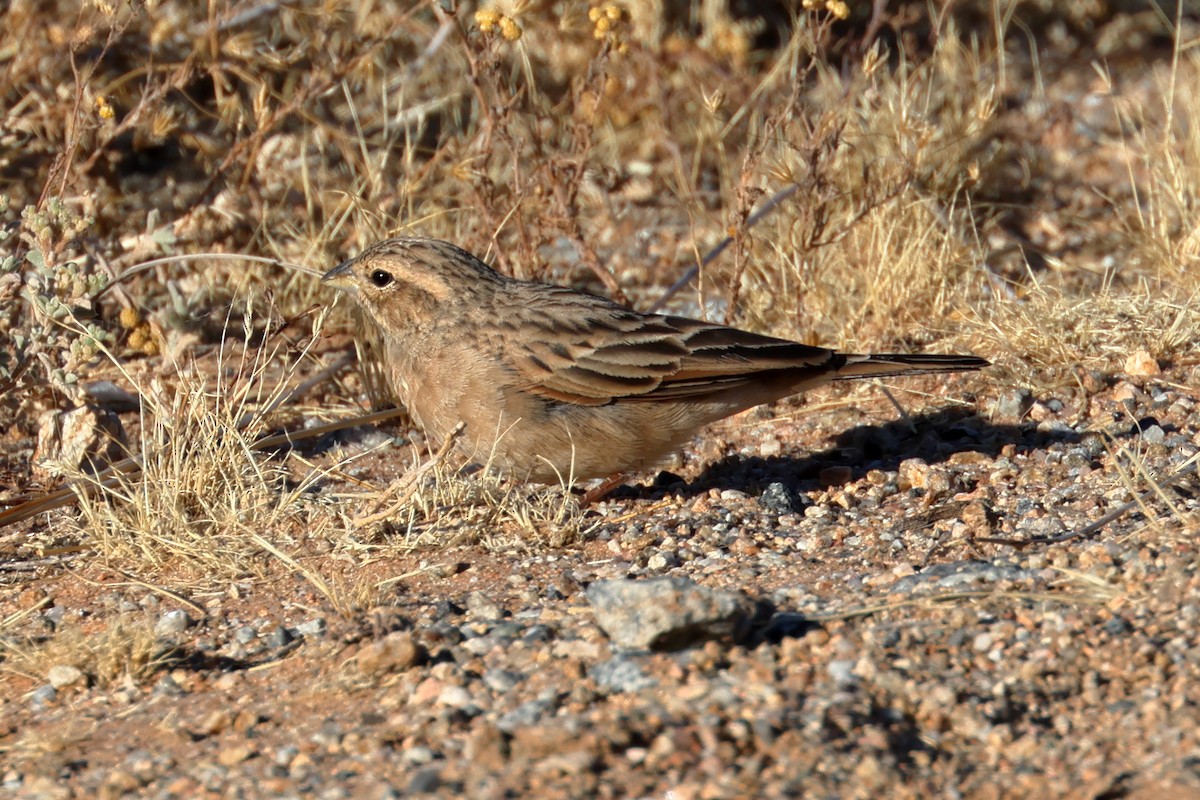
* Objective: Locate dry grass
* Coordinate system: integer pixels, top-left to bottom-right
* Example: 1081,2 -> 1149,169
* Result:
2,615 -> 171,690
966,285 -> 1200,385
67,297 -> 345,581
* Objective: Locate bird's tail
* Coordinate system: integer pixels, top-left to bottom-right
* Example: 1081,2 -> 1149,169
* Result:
833,353 -> 990,381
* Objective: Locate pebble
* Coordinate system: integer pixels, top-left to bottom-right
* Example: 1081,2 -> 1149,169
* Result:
1141,425 -> 1166,445
586,577 -> 755,650
46,664 -> 85,689
1124,349 -> 1160,376
497,696 -> 556,733
589,655 -> 658,693
993,388 -> 1033,420
295,618 -> 327,637
826,659 -> 858,688
356,633 -> 425,676
155,610 -> 191,637
30,685 -> 56,707
437,685 -> 473,709
264,625 -> 294,648
466,591 -> 503,620
483,669 -> 524,693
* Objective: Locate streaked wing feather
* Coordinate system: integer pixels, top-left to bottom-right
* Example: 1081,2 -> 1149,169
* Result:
507,303 -> 840,406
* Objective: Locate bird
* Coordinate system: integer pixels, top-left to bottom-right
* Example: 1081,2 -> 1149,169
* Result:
322,237 -> 988,486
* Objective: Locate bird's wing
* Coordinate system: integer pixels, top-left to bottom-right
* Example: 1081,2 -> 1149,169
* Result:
495,289 -> 839,406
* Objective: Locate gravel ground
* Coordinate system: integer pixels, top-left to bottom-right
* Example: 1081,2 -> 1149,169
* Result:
3,364 -> 1199,799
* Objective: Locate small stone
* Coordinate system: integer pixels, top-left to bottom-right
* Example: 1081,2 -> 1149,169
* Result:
646,552 -> 678,571
759,482 -> 804,514
589,655 -> 657,693
356,632 -> 425,676
586,576 -> 755,651
1124,350 -> 1159,377
898,458 -> 930,490
483,669 -> 523,693
1027,402 -> 1052,422
497,697 -> 556,732
466,591 -> 503,621
84,380 -> 140,412
1080,432 -> 1107,458
403,746 -> 435,765
195,710 -> 233,737
102,769 -> 141,795
216,744 -> 256,766
154,610 -> 191,637
993,389 -> 1033,420
407,768 -> 441,794
294,618 -> 326,638
826,659 -> 858,687
1141,425 -> 1166,445
30,685 -> 57,707
264,625 -> 294,648
899,459 -> 952,499
756,433 -> 782,457
961,501 -> 994,537
274,745 -> 300,766
46,664 -> 85,689
1111,382 -> 1141,404
152,674 -> 184,697
437,685 -> 473,709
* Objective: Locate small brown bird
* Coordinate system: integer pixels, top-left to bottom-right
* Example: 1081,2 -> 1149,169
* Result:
323,237 -> 987,484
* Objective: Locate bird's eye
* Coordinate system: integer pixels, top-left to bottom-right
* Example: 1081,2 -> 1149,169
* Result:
369,269 -> 394,288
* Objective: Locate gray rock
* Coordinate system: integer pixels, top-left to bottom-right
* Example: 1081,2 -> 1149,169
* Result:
497,695 -> 557,732
483,669 -> 524,693
155,610 -> 191,637
30,684 -> 57,707
403,745 -> 435,765
993,388 -> 1033,420
466,591 -> 503,621
265,625 -> 294,648
47,664 -> 85,689
295,618 -> 327,638
586,576 -> 755,650
645,551 -> 680,571
826,659 -> 858,688
407,768 -> 441,794
274,745 -> 300,766
589,655 -> 658,693
437,685 -> 473,710
887,560 -> 1041,595
759,482 -> 806,514
153,674 -> 184,697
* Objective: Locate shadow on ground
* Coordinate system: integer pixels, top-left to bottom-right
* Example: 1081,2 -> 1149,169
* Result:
612,406 -> 1099,502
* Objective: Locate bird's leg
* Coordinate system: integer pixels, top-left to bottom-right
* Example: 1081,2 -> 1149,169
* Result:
579,473 -> 627,506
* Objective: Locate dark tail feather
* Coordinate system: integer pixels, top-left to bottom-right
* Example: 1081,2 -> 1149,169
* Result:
832,353 -> 990,381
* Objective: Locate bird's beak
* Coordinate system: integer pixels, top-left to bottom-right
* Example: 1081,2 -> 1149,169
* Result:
321,259 -> 355,289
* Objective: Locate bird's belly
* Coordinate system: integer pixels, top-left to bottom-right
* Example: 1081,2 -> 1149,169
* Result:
474,403 -> 698,483
390,344 -> 709,483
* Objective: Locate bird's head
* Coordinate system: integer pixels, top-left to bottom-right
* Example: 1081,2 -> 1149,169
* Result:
322,236 -> 505,326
